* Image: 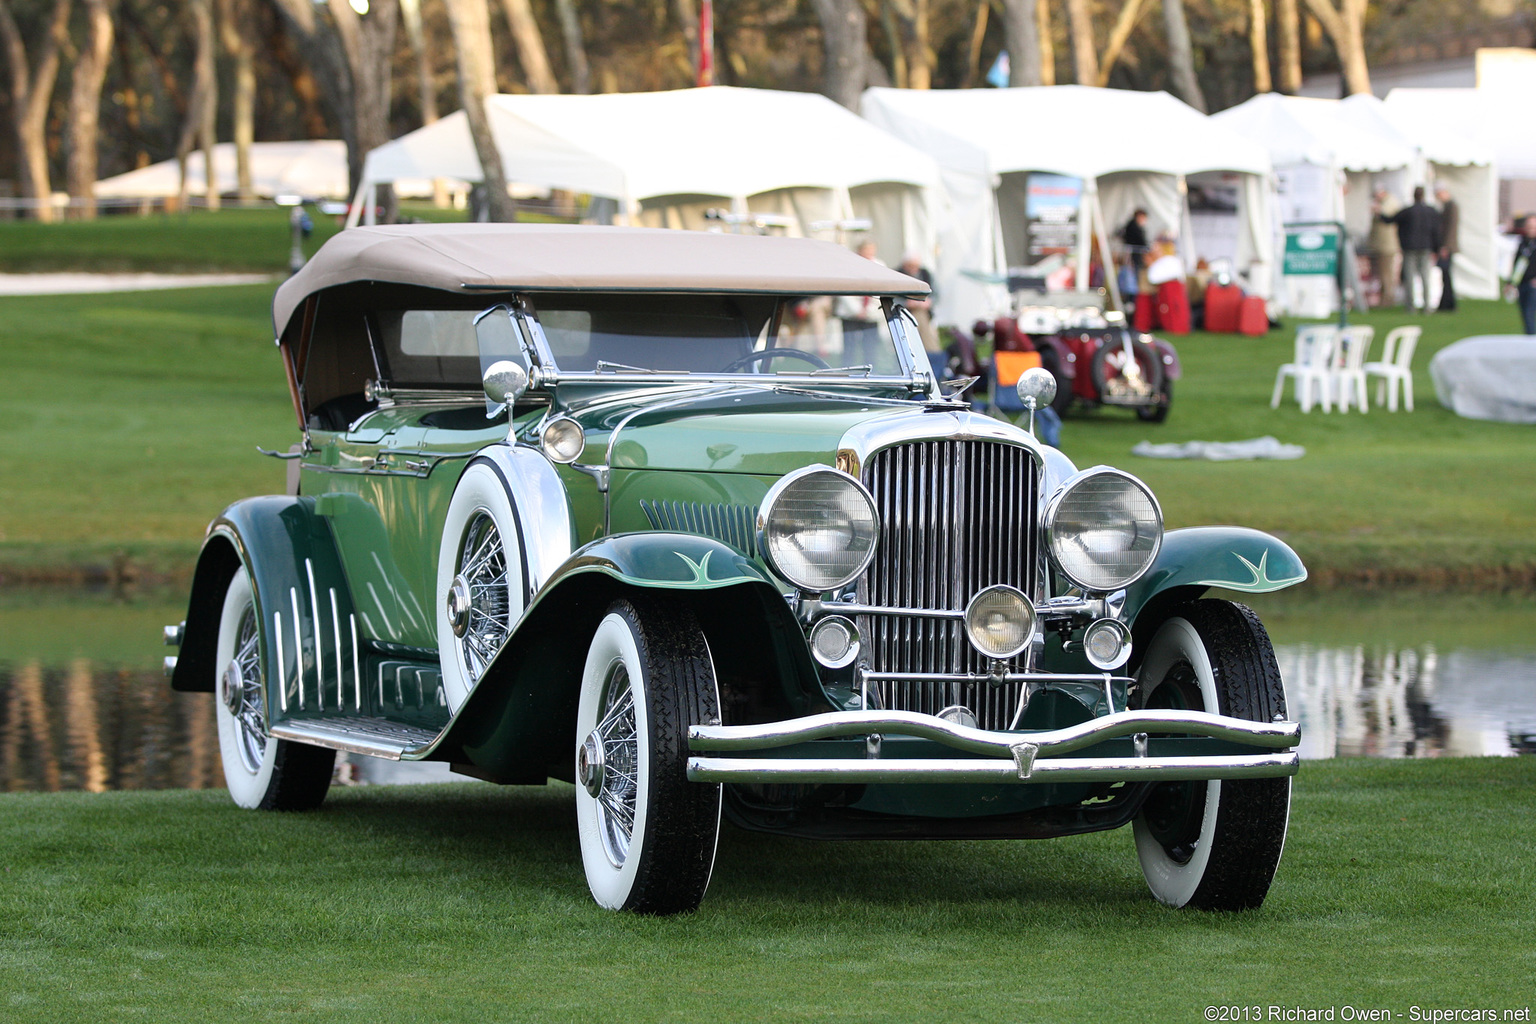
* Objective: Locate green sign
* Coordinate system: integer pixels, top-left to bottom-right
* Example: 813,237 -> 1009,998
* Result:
1283,229 -> 1340,276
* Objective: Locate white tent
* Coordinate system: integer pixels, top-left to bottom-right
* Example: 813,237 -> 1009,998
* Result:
860,85 -> 1276,326
1340,93 -> 1499,301
94,141 -> 452,201
1213,93 -> 1417,316
351,87 -> 944,264
1385,88 -> 1536,180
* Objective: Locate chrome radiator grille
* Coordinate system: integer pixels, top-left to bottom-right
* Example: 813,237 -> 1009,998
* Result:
857,439 -> 1038,729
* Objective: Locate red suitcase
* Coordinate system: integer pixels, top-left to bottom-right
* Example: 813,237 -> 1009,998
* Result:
1204,282 -> 1242,332
1238,295 -> 1269,335
1156,280 -> 1191,335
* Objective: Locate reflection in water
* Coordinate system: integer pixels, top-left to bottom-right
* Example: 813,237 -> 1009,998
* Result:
1278,644 -> 1536,759
3,647 -> 1533,792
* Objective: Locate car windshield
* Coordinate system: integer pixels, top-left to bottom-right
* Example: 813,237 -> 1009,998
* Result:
527,293 -> 910,378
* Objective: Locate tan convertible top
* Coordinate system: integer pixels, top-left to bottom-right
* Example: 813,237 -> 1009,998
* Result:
273,223 -> 928,338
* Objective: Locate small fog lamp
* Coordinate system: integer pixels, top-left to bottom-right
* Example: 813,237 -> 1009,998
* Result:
1082,618 -> 1132,670
809,615 -> 860,669
964,585 -> 1035,660
541,417 -> 586,464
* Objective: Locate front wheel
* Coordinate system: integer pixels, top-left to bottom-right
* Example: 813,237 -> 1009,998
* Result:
1091,335 -> 1165,405
575,598 -> 722,914
1132,600 -> 1290,910
214,567 -> 335,810
1136,379 -> 1173,423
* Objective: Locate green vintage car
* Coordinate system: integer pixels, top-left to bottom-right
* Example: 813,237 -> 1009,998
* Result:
166,223 -> 1304,914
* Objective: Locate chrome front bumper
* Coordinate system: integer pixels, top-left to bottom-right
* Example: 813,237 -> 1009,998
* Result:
687,709 -> 1300,785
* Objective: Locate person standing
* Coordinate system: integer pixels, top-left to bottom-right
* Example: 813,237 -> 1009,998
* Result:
1366,188 -> 1401,307
1377,186 -> 1440,315
1435,185 -> 1460,311
1121,209 -> 1150,270
895,251 -> 941,359
1511,216 -> 1536,335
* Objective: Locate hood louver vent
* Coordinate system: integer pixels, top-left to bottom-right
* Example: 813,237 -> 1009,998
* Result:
640,500 -> 759,557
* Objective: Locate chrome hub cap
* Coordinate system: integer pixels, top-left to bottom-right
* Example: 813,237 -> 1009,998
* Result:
446,575 -> 472,638
578,730 -> 606,796
226,604 -> 267,774
454,510 -> 511,685
589,664 -> 639,868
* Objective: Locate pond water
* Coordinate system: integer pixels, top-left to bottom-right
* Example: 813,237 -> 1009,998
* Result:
1,588 -> 1532,791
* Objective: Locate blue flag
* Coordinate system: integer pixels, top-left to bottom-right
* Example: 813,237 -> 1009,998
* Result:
987,50 -> 1010,88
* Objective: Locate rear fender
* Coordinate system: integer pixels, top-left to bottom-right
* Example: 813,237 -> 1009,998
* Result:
1124,526 -> 1306,662
431,533 -> 819,781
171,497 -> 358,728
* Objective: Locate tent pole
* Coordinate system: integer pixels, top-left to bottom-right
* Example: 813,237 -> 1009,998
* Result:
1075,179 -> 1094,292
345,179 -> 368,230
1088,183 -> 1123,312
1176,174 -> 1196,270
365,184 -> 378,226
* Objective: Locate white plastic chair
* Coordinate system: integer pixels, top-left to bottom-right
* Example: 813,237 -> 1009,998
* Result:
1363,325 -> 1420,412
1333,325 -> 1374,413
1272,325 -> 1338,413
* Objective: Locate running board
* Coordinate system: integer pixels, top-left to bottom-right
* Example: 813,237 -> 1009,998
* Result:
269,716 -> 439,760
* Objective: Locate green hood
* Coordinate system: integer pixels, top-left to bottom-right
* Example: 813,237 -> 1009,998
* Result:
558,387 -> 923,476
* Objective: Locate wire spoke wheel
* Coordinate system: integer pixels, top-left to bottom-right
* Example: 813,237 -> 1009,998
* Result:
456,510 -> 511,685
230,607 -> 267,774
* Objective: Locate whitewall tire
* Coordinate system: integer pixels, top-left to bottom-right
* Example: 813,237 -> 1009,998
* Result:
575,598 -> 721,914
438,461 -> 527,712
1133,601 -> 1291,910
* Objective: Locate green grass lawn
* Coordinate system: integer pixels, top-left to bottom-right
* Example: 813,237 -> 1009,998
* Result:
0,759 -> 1530,1022
3,273 -> 1534,583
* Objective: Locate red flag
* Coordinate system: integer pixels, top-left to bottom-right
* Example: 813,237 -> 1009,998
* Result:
698,0 -> 714,86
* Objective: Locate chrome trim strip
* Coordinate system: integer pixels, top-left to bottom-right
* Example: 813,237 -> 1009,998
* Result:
329,589 -> 344,710
688,709 -> 1300,758
350,614 -> 361,711
687,752 -> 1300,785
274,611 -> 287,713
859,671 -> 1131,685
289,588 -> 304,710
305,559 -> 323,711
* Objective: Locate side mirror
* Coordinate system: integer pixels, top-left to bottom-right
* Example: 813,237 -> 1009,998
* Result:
483,360 -> 529,409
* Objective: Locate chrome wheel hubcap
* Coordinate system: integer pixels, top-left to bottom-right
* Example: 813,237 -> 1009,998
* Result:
226,604 -> 266,774
454,510 -> 510,685
589,664 -> 638,868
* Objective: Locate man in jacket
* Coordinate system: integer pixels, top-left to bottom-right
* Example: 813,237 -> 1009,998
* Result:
1377,186 -> 1440,315
1436,186 -> 1460,311
1366,189 -> 1401,307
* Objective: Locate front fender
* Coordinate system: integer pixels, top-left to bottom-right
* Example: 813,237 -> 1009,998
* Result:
1124,526 -> 1306,637
469,443 -> 576,595
171,496 -> 357,718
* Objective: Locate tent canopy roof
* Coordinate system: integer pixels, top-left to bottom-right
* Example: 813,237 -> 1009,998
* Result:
1339,93 -> 1492,168
1212,93 -> 1416,172
1384,88 -> 1533,177
95,141 -> 354,199
272,223 -> 928,338
361,87 -> 942,201
860,85 -> 1272,180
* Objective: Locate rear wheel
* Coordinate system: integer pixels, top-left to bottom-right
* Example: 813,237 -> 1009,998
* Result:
575,598 -> 721,914
1136,379 -> 1173,423
1091,335 -> 1164,406
1132,600 -> 1290,910
214,567 -> 335,810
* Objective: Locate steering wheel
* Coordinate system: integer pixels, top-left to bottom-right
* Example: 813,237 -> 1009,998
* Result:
721,348 -> 831,373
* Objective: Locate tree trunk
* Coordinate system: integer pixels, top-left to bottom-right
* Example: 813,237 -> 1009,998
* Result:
328,0 -> 399,203
66,0 -> 113,219
962,0 -> 986,88
878,0 -> 906,88
1096,0 -> 1148,86
400,0 -> 450,205
809,0 -> 865,110
217,0 -> 256,199
443,0 -> 516,221
1036,0 -> 1054,85
1300,0 -> 1370,95
673,0 -> 697,85
1065,0 -> 1097,86
1276,0 -> 1300,93
498,0 -> 558,93
553,0 -> 589,93
1248,0 -> 1271,93
1162,0 -> 1206,111
176,0 -> 216,212
886,0 -> 932,90
0,0 -> 72,221
1001,0 -> 1040,87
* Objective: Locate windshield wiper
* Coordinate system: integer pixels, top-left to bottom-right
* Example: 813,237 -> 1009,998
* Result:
594,360 -> 659,374
807,364 -> 873,376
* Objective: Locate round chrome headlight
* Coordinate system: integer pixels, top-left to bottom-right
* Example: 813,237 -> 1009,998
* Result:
964,585 -> 1036,660
1044,468 -> 1162,592
540,416 -> 586,464
758,467 -> 879,594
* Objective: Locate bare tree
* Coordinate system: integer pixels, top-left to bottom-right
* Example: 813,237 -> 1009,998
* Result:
555,0 -> 589,92
998,0 -> 1040,87
498,0 -> 557,92
1162,0 -> 1206,110
673,0 -> 697,85
176,0 -> 218,211
217,0 -> 256,198
1301,0 -> 1368,94
1249,0 -> 1272,93
66,0 -> 114,218
1036,0 -> 1053,85
442,0 -> 516,220
1276,0 -> 1301,92
1095,0 -> 1149,86
0,0 -> 72,221
886,0 -> 933,90
809,0 -> 865,109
